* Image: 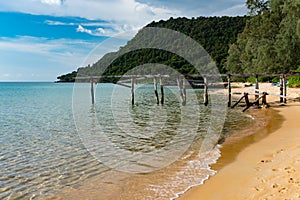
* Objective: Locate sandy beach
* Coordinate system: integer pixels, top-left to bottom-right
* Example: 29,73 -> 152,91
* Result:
179,83 -> 300,200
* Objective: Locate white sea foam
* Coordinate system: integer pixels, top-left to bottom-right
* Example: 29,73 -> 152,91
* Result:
137,145 -> 222,200
170,146 -> 221,200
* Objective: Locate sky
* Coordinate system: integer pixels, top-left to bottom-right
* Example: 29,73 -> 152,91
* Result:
0,0 -> 248,81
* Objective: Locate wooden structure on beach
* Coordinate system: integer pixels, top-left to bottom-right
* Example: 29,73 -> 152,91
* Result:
76,72 -> 300,112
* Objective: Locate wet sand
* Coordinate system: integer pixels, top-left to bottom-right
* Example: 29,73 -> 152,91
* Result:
179,84 -> 300,199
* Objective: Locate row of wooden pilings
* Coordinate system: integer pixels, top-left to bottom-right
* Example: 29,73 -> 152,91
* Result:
86,73 -> 297,109
129,76 -> 167,106
227,74 -> 288,109
88,75 -> 208,106
227,74 -> 290,112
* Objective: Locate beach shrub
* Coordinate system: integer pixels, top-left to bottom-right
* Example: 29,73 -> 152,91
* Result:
232,77 -> 247,82
288,66 -> 300,88
246,76 -> 269,83
246,77 -> 256,83
259,77 -> 270,82
272,77 -> 280,83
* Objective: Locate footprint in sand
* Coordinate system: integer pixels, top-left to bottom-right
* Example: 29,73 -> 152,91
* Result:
278,187 -> 287,193
254,186 -> 262,191
260,159 -> 272,163
284,167 -> 296,174
288,177 -> 295,184
275,149 -> 284,154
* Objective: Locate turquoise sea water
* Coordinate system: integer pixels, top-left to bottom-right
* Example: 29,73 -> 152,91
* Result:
0,82 -> 253,199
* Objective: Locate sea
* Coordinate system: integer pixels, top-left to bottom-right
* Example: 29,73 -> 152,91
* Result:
0,82 -> 254,199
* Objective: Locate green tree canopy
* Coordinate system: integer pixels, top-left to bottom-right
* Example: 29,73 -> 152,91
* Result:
226,0 -> 300,74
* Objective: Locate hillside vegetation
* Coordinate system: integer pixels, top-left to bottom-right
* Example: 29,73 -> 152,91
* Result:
57,0 -> 300,82
57,16 -> 247,82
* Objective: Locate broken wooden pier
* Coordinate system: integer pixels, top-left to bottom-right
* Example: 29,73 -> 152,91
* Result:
76,72 -> 300,111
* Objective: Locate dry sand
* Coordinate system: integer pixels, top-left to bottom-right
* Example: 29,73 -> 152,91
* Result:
230,82 -> 300,103
178,83 -> 300,200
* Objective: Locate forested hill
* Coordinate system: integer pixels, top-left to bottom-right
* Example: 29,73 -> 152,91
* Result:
146,16 -> 247,72
57,16 -> 248,82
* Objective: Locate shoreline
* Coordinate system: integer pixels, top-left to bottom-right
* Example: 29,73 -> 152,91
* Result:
171,106 -> 278,199
178,102 -> 300,199
212,107 -> 283,171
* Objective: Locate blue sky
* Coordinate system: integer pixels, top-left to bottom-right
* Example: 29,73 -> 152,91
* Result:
0,0 -> 248,81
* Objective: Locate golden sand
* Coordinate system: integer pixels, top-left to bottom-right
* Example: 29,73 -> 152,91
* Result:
179,84 -> 300,200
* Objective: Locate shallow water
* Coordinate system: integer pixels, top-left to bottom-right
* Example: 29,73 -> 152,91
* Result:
0,82 -> 253,199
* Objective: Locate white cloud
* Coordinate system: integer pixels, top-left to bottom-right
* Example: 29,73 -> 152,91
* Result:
0,35 -> 132,80
0,36 -> 97,66
0,36 -> 98,81
41,0 -> 64,6
44,20 -> 74,26
0,34 -> 130,68
211,4 -> 248,16
135,0 -> 248,18
0,0 -> 247,39
0,0 -> 177,29
0,0 -> 248,27
75,24 -> 133,37
3,73 -> 11,77
96,27 -> 106,34
44,19 -> 130,37
76,25 -> 93,35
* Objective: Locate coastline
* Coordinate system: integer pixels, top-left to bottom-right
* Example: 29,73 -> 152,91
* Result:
39,83 -> 299,200
178,100 -> 300,199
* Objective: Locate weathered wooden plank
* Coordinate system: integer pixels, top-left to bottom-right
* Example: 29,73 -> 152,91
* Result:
255,75 -> 259,106
283,75 -> 287,103
160,76 -> 164,105
177,76 -> 185,106
242,93 -> 251,112
227,74 -> 231,107
262,92 -> 268,106
131,78 -> 135,105
90,78 -> 95,105
231,94 -> 245,109
75,72 -> 300,81
280,75 -> 284,103
154,78 -> 159,105
183,79 -> 187,105
115,82 -> 131,88
203,76 -> 208,106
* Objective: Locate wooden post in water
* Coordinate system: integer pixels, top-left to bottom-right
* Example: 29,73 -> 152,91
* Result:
245,93 -> 250,106
90,77 -> 95,105
280,75 -> 284,103
131,78 -> 135,105
154,77 -> 159,105
203,76 -> 208,106
160,75 -> 164,105
283,75 -> 287,103
242,92 -> 251,112
262,92 -> 268,106
177,76 -> 185,106
182,78 -> 187,106
227,74 -> 231,107
255,75 -> 259,106
231,93 -> 245,109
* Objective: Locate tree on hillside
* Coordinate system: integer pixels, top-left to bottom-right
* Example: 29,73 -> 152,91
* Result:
226,0 -> 300,74
246,0 -> 270,15
275,0 -> 300,72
